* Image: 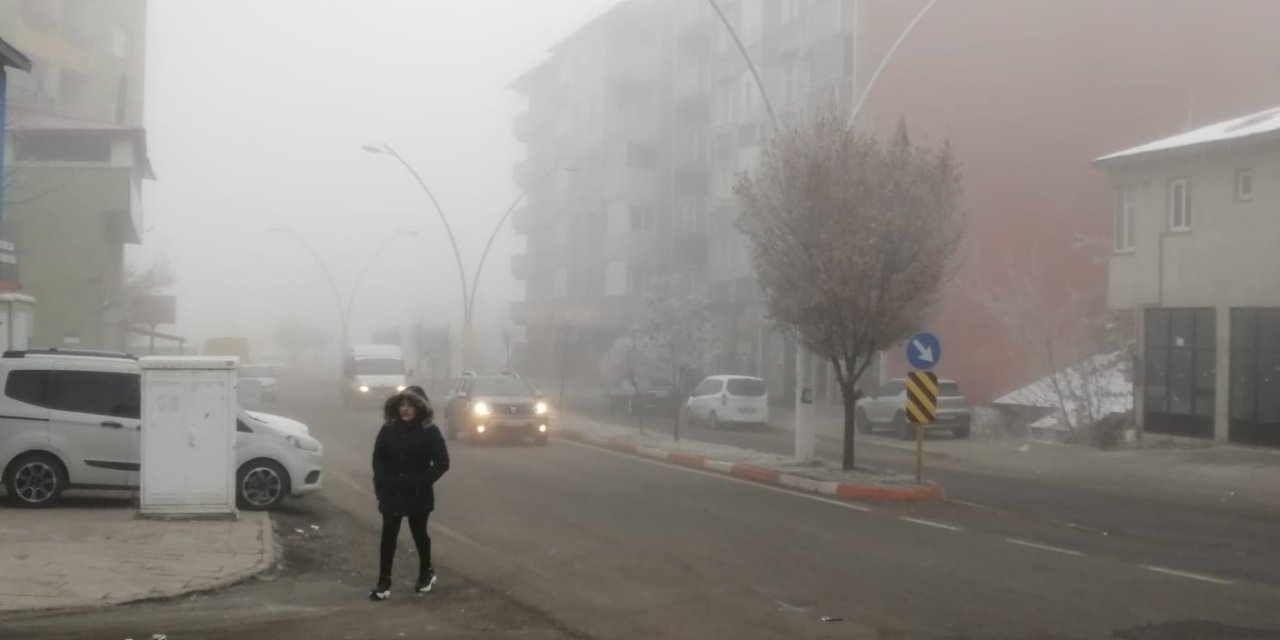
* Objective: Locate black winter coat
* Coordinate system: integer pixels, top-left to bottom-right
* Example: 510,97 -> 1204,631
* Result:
372,420 -> 450,515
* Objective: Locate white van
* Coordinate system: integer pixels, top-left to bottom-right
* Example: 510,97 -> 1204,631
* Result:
683,375 -> 770,430
342,344 -> 408,407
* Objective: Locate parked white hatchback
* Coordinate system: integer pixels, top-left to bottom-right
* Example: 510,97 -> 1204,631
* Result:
683,375 -> 770,430
0,349 -> 323,510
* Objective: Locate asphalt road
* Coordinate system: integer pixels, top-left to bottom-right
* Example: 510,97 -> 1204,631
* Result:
576,404 -> 1280,590
288,383 -> 1280,639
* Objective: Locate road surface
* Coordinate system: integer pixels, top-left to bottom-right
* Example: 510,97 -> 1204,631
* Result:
6,380 -> 1280,639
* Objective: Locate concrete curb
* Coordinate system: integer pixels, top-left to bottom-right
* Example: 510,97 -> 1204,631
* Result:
561,429 -> 943,502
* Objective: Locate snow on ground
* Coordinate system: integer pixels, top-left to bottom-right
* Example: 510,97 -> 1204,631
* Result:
560,415 -> 927,487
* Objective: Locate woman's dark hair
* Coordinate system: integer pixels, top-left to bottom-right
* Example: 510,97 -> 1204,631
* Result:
406,385 -> 429,402
383,390 -> 433,425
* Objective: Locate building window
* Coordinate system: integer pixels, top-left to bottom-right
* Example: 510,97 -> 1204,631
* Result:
112,26 -> 129,58
630,206 -> 655,232
1235,168 -> 1253,202
1113,186 -> 1136,252
781,0 -> 803,23
626,142 -> 659,169
1144,307 -> 1215,438
604,261 -> 626,296
14,131 -> 112,163
627,267 -> 653,295
1168,178 -> 1191,231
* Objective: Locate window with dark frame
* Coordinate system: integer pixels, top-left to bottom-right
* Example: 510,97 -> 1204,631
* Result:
1235,168 -> 1253,202
1114,186 -> 1135,251
1144,308 -> 1215,432
1168,178 -> 1191,230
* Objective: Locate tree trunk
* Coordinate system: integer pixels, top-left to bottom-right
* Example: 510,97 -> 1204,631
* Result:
842,387 -> 858,471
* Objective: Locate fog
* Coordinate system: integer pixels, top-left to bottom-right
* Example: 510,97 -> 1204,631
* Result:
136,0 -> 621,353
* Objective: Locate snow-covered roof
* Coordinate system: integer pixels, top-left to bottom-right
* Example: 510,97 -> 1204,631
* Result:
1095,106 -> 1280,163
994,352 -> 1133,418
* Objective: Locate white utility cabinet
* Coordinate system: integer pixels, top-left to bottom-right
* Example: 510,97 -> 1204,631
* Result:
0,292 -> 35,352
139,356 -> 239,517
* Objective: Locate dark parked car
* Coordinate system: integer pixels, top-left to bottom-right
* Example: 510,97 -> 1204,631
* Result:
443,372 -> 549,444
606,377 -> 679,416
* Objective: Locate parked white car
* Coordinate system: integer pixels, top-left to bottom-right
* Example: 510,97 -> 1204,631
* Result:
683,375 -> 769,430
239,363 -> 279,403
0,349 -> 323,510
855,377 -> 972,439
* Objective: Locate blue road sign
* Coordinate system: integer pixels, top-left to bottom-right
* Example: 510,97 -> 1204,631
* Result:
906,332 -> 942,371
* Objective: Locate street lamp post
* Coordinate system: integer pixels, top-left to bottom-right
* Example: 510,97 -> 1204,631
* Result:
269,226 -> 349,347
365,142 -> 574,370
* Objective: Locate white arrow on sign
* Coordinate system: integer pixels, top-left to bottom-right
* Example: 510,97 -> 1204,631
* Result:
912,339 -> 935,364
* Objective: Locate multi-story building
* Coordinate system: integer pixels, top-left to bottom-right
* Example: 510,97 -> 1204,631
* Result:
1097,106 -> 1280,448
513,0 -> 1280,405
510,0 -> 674,385
0,0 -> 151,350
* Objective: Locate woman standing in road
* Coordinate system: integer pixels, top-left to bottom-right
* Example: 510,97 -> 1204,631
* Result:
369,390 -> 450,601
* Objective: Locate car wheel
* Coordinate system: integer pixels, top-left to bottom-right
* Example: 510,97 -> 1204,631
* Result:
855,408 -> 872,434
238,459 -> 290,511
709,412 -> 721,431
953,427 -> 971,439
4,452 -> 66,508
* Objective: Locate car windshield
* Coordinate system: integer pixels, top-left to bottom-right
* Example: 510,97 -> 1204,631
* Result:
355,358 -> 402,375
726,378 -> 766,397
240,365 -> 273,378
471,377 -> 533,397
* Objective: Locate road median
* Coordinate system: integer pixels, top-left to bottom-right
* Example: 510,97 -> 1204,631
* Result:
559,418 -> 942,502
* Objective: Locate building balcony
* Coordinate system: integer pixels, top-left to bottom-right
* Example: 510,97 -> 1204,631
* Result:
509,301 -> 527,326
511,254 -> 530,280
673,233 -> 710,268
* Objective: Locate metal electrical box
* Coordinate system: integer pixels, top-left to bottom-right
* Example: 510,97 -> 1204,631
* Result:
0,292 -> 35,352
139,356 -> 238,517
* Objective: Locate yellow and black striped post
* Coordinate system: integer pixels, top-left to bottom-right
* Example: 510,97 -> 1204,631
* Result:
906,371 -> 938,482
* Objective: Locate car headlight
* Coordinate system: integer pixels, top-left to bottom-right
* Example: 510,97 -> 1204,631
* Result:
473,402 -> 491,416
397,385 -> 407,392
359,385 -> 370,393
286,435 -> 322,453
535,401 -> 549,415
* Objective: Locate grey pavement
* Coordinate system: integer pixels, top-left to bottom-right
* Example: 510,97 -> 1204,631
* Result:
0,501 -> 274,612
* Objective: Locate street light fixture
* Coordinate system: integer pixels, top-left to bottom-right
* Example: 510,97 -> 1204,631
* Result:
364,140 -> 576,369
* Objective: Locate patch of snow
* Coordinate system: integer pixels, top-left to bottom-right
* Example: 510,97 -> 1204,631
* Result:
561,417 -> 924,487
1096,106 -> 1280,162
994,351 -> 1133,419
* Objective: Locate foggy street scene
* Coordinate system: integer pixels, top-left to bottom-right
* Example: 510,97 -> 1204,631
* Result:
4,1 -> 1280,639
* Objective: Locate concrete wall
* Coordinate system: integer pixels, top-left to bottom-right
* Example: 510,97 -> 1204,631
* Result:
7,165 -> 132,349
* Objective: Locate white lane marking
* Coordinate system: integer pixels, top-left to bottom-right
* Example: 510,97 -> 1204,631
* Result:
1142,565 -> 1236,586
1053,520 -> 1110,536
900,517 -> 963,532
560,438 -> 873,512
949,499 -> 999,511
1004,538 -> 1084,556
327,468 -> 502,556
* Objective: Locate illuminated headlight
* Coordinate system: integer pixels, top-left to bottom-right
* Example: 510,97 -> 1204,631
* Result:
476,425 -> 487,434
397,385 -> 407,392
535,401 -> 549,415
359,385 -> 370,393
538,424 -> 547,433
286,435 -> 322,452
473,402 -> 492,416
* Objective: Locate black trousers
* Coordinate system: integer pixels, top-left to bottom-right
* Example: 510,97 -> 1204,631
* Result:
379,512 -> 431,579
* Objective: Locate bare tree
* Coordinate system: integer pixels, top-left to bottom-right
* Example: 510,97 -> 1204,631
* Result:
123,259 -> 176,301
735,110 -> 965,470
599,328 -> 662,430
642,284 -> 719,441
981,260 -> 1134,447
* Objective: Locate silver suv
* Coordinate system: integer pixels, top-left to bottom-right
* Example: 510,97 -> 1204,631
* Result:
855,378 -> 972,439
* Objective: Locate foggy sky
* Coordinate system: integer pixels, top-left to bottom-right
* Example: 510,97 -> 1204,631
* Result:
136,0 -> 621,351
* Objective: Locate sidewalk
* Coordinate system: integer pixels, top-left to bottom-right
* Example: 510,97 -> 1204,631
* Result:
769,403 -> 1280,509
0,504 -> 275,613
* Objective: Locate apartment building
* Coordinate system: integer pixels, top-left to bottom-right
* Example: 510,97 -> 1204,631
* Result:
0,0 -> 151,350
510,0 -> 674,382
1096,106 -> 1280,448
